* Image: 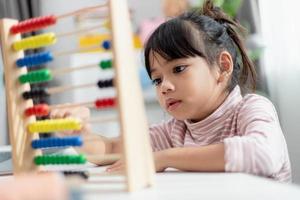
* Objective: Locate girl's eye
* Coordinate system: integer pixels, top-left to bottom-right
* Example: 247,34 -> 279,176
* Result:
173,65 -> 187,73
151,78 -> 162,86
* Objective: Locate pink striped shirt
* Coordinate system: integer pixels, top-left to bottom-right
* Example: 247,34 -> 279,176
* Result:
149,86 -> 291,182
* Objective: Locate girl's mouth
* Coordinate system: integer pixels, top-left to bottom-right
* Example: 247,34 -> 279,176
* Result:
166,100 -> 182,111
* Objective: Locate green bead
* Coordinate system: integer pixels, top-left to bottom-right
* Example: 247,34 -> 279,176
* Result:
33,154 -> 87,165
78,154 -> 87,164
34,156 -> 41,165
19,69 -> 52,84
45,156 -> 50,164
99,60 -> 112,70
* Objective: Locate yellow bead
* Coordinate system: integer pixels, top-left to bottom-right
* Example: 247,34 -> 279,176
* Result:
13,32 -> 57,51
28,118 -> 81,133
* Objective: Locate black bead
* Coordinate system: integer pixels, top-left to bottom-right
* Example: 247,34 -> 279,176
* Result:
97,78 -> 113,88
22,88 -> 49,99
63,171 -> 89,179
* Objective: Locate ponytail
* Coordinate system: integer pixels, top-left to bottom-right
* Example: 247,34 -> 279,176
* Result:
201,0 -> 257,91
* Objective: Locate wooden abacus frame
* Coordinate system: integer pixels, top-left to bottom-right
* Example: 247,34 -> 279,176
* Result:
0,0 -> 154,192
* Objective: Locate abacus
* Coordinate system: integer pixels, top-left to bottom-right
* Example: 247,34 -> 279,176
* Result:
0,0 -> 155,192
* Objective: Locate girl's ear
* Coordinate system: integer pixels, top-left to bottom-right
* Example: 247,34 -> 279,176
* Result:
217,51 -> 233,83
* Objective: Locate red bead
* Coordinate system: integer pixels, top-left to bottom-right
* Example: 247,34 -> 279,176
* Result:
24,104 -> 50,117
10,15 -> 57,34
94,98 -> 116,109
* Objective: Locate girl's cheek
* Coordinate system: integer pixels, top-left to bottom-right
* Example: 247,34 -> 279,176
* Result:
157,97 -> 165,109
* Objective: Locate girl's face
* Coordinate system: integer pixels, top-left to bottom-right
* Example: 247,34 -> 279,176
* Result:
149,52 -> 228,122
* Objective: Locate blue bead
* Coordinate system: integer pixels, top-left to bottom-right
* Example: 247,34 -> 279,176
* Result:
68,137 -> 75,146
77,136 -> 83,146
31,140 -> 37,148
73,136 -> 83,146
43,139 -> 48,147
31,136 -> 84,150
59,139 -> 64,146
102,40 -> 111,50
53,139 -> 57,147
16,51 -> 53,68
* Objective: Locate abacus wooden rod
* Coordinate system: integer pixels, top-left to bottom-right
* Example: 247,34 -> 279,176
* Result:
50,83 -> 96,94
10,3 -> 109,34
47,78 -> 113,94
52,41 -> 111,56
85,153 -> 121,163
56,22 -> 108,38
56,3 -> 108,19
50,99 -> 113,110
59,115 -> 118,124
53,43 -> 110,57
49,101 -> 94,110
87,171 -> 124,177
47,81 -> 108,94
22,79 -> 113,100
24,97 -> 116,117
15,41 -> 112,68
27,117 -> 118,133
31,134 -> 119,149
88,116 -> 118,124
51,63 -> 103,76
12,31 -> 111,52
33,153 -> 121,167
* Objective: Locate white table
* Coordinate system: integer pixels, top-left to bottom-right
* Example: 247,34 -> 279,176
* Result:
69,167 -> 300,200
1,165 -> 300,200
1,145 -> 300,200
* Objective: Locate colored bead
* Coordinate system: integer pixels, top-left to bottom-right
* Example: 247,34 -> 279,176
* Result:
16,51 -> 54,68
97,78 -> 113,88
34,154 -> 86,165
31,136 -> 83,149
99,59 -> 112,70
13,32 -> 57,51
24,104 -> 50,117
19,69 -> 52,84
28,119 -> 82,133
95,98 -> 116,109
22,88 -> 50,100
102,40 -> 111,50
10,15 -> 57,34
62,171 -> 89,179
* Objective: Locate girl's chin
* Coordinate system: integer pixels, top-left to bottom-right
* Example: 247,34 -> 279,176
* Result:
168,112 -> 189,121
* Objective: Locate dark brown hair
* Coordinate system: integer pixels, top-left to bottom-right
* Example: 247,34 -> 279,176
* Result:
144,0 -> 257,92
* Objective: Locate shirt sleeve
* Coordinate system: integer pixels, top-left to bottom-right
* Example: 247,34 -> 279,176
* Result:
149,118 -> 175,151
224,95 -> 289,177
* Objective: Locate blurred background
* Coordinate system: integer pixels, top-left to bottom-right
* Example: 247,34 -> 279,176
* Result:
0,0 -> 299,183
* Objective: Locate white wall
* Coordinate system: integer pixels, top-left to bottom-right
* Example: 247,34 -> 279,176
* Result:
259,0 -> 300,184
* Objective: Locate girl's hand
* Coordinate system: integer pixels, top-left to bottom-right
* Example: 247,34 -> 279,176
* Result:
50,105 -> 92,135
106,151 -> 167,172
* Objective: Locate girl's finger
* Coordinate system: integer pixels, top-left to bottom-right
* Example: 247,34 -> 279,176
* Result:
106,160 -> 122,171
50,109 -> 59,118
62,110 -> 71,118
50,109 -> 65,119
109,160 -> 122,168
106,164 -> 124,172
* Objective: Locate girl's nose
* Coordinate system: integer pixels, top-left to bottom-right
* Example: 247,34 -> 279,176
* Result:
161,78 -> 175,94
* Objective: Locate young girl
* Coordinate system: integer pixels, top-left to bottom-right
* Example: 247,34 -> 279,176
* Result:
51,0 -> 291,182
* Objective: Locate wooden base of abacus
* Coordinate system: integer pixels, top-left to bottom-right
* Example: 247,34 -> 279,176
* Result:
0,0 -> 155,192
